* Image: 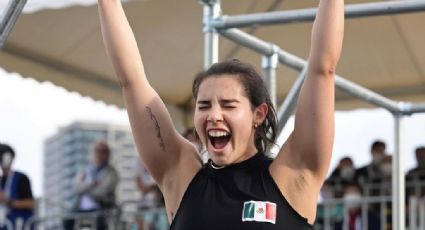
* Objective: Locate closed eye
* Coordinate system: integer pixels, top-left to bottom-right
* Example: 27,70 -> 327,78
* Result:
221,99 -> 239,109
197,105 -> 209,110
197,100 -> 210,110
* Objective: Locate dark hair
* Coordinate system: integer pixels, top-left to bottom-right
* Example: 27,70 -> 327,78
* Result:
192,59 -> 278,154
416,146 -> 425,155
94,141 -> 110,157
371,140 -> 386,152
339,156 -> 353,165
0,143 -> 16,159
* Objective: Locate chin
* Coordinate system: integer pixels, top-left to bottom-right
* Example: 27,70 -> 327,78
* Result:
209,151 -> 230,166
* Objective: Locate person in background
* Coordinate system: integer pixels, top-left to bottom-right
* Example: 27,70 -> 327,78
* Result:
406,146 -> 425,197
334,183 -> 381,230
135,159 -> 166,230
0,143 -> 34,230
327,156 -> 358,198
356,140 -> 387,188
63,141 -> 118,230
406,146 -> 425,229
379,155 -> 392,183
406,146 -> 425,182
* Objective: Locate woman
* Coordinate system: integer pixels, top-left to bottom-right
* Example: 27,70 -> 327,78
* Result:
97,0 -> 344,229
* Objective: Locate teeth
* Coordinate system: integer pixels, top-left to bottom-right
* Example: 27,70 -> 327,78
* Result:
208,130 -> 230,137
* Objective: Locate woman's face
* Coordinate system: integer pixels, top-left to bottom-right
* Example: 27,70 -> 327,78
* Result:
194,75 -> 261,166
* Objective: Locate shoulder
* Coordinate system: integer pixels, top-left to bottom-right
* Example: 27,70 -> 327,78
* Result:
355,165 -> 368,174
13,171 -> 30,181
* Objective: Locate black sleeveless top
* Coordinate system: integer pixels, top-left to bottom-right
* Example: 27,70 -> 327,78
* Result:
170,153 -> 313,230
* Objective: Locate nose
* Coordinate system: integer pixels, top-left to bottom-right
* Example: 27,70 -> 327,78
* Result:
207,106 -> 223,123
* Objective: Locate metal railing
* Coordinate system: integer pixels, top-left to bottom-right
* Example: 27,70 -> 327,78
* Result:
317,179 -> 425,230
23,199 -> 168,230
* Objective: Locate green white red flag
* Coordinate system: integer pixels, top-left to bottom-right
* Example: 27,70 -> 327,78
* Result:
242,200 -> 276,224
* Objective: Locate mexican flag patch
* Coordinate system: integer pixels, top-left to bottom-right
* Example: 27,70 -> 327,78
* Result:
242,200 -> 276,224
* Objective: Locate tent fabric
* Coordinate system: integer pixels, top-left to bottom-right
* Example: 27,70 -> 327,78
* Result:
1,0 -> 424,110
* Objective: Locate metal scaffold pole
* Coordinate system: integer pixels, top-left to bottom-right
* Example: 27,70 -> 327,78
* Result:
202,0 -> 221,69
262,48 -> 279,108
276,66 -> 307,132
0,0 -> 27,48
393,113 -> 405,230
210,0 -> 425,29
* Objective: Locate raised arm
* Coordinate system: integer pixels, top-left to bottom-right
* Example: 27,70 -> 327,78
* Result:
97,0 -> 200,197
270,0 -> 344,223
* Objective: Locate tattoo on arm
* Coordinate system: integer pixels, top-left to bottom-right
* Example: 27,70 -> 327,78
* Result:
145,106 -> 166,151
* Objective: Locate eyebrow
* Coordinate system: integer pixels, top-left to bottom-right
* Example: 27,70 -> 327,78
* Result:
196,99 -> 240,104
220,99 -> 240,104
197,100 -> 210,105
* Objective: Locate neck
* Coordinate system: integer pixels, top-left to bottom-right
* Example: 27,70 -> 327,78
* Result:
2,168 -> 11,176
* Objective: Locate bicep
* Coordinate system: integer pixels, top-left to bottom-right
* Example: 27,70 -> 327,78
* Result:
123,83 -> 199,187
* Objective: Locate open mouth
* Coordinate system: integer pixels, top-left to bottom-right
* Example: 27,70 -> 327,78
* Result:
208,130 -> 231,149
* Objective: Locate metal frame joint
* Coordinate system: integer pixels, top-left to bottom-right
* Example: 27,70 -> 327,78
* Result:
262,44 -> 279,69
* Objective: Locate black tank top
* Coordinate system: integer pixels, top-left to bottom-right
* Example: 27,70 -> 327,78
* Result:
170,153 -> 313,230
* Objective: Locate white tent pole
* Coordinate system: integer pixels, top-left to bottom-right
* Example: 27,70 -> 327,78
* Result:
210,0 -> 425,29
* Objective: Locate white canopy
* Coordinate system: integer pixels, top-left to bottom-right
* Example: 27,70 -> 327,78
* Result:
1,0 -> 424,111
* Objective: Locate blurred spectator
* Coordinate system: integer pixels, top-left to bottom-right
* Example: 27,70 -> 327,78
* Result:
406,146 -> 425,197
327,156 -> 358,198
63,141 -> 118,230
335,183 -> 381,230
356,140 -> 387,186
379,155 -> 392,183
0,144 -> 34,230
135,159 -> 166,230
407,146 -> 425,181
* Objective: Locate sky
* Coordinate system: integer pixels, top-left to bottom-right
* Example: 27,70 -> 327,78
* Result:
0,0 -> 424,198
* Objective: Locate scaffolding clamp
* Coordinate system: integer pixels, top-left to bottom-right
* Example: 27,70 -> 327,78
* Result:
262,44 -> 279,69
398,101 -> 413,116
201,0 -> 221,33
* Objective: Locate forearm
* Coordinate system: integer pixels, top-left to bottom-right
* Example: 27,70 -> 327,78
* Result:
9,199 -> 34,210
74,179 -> 94,194
97,0 -> 147,88
309,0 -> 344,74
89,173 -> 117,200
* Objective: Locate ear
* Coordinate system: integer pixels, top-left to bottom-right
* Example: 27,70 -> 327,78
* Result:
253,103 -> 268,125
